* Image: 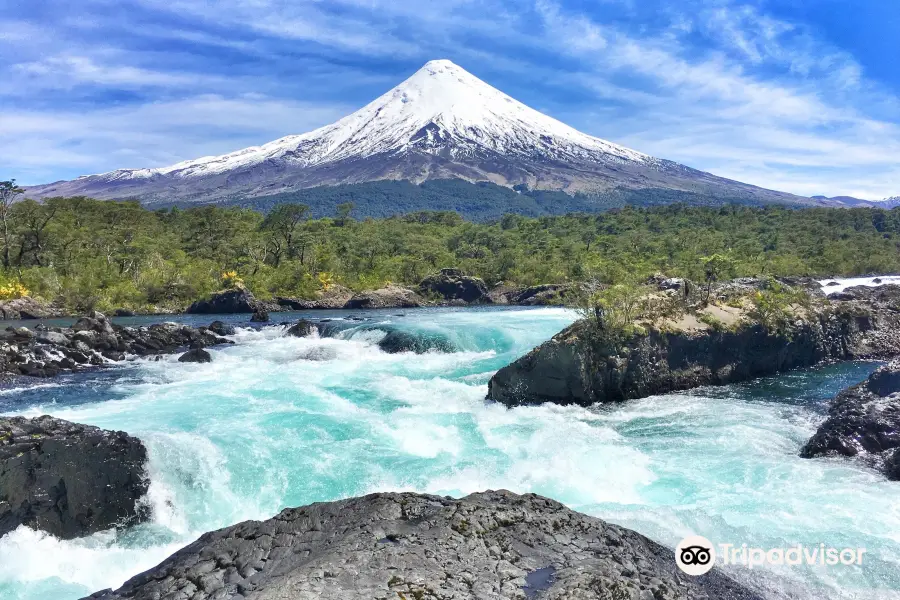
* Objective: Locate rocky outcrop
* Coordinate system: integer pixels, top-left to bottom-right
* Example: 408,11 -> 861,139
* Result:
0,312 -> 233,379
801,359 -> 900,479
250,308 -> 269,322
187,288 -> 274,315
344,285 -> 426,309
84,490 -> 759,600
0,415 -> 148,539
420,268 -> 489,303
277,285 -> 354,310
0,296 -> 65,320
489,284 -> 900,407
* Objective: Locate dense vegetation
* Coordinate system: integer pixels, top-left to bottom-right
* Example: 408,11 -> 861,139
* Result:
149,179 -> 806,221
0,180 -> 898,313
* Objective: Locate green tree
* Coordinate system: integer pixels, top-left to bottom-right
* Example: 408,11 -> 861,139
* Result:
0,180 -> 24,269
261,203 -> 310,266
335,202 -> 354,226
700,253 -> 736,303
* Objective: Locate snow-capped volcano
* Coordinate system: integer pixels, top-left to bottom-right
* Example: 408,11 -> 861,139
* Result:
26,59 -> 808,205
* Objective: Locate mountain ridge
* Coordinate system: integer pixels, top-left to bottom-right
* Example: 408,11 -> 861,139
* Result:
24,59 -> 836,208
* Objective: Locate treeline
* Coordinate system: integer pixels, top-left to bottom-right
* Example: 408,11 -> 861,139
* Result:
147,179 -> 799,222
0,182 -> 898,313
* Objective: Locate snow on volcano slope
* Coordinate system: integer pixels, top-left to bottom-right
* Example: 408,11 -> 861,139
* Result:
25,60 -> 809,205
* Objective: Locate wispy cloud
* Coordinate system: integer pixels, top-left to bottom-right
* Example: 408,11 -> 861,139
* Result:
2,0 -> 898,198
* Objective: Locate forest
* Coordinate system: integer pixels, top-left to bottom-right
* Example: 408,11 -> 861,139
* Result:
1,180 -> 899,313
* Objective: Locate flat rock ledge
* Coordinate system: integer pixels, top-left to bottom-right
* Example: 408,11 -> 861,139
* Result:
801,359 -> 900,479
84,490 -> 760,600
488,284 -> 900,407
0,415 -> 149,539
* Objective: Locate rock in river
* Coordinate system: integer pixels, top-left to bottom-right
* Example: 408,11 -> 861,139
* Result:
801,359 -> 900,479
84,490 -> 759,600
178,348 -> 212,363
0,415 -> 148,539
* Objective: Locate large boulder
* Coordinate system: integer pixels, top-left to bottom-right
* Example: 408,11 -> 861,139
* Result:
84,490 -> 759,600
0,296 -> 64,320
206,320 -> 236,336
187,288 -> 259,314
286,319 -> 318,337
376,328 -> 455,354
343,285 -> 426,309
420,268 -> 489,303
0,415 -> 148,539
801,359 -> 900,479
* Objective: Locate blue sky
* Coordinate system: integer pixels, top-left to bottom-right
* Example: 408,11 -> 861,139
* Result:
2,0 -> 898,199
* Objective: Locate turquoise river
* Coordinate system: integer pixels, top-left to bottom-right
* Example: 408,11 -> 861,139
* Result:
0,306 -> 897,599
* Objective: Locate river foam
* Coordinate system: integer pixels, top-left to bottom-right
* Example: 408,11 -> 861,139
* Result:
1,306 -> 898,600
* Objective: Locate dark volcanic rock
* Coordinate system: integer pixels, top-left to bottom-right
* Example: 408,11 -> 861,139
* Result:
801,359 -> 900,479
0,415 -> 148,539
250,308 -> 269,322
286,319 -> 317,337
489,284 -> 900,407
178,348 -> 212,363
83,490 -> 759,600
377,329 -> 455,354
206,320 -> 236,336
420,268 -> 489,303
186,288 -> 259,314
343,285 -> 426,309
885,448 -> 900,479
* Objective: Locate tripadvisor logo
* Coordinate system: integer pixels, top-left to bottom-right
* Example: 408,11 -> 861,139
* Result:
675,535 -> 867,575
675,535 -> 716,576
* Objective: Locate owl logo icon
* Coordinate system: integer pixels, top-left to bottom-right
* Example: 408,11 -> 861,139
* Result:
675,536 -> 716,575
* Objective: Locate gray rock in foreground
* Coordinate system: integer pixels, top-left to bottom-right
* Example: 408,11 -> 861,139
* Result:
801,359 -> 900,479
0,415 -> 149,539
85,490 -> 760,600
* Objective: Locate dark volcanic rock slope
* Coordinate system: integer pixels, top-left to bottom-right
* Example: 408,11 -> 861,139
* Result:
85,490 -> 759,600
801,359 -> 900,479
0,415 -> 149,539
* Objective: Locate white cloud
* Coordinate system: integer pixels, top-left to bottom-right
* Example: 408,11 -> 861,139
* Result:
1,95 -> 350,183
532,0 -> 900,198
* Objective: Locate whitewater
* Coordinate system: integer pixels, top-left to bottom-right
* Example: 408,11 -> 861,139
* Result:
1,306 -> 899,600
